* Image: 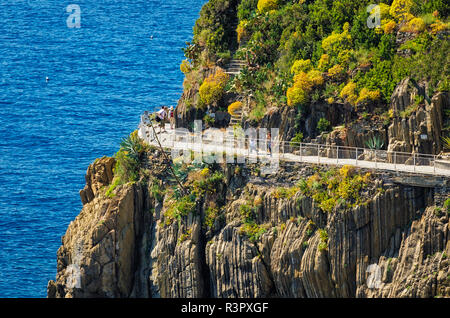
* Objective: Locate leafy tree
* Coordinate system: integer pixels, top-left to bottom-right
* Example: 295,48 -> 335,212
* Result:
193,0 -> 240,58
238,0 -> 258,20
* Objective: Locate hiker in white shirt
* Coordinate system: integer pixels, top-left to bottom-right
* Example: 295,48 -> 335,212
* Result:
155,106 -> 168,133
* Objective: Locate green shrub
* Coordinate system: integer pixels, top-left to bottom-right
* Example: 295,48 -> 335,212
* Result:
192,0 -> 240,58
105,176 -> 122,198
317,118 -> 331,133
164,194 -> 197,225
239,203 -> 254,222
399,104 -> 418,118
178,229 -> 192,244
290,132 -> 303,147
444,198 -> 450,214
150,179 -> 164,202
273,186 -> 299,199
240,222 -> 267,242
238,0 -> 258,21
249,101 -> 267,122
192,170 -> 225,197
205,205 -> 220,229
318,229 -> 328,251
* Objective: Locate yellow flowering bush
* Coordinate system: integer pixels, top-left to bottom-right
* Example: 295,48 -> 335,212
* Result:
430,20 -> 448,35
337,49 -> 354,66
317,54 -> 331,71
287,82 -> 310,106
389,0 -> 413,21
400,17 -> 426,33
356,88 -> 381,104
257,0 -> 278,14
340,81 -> 358,106
290,59 -> 312,74
286,70 -> 323,107
236,20 -> 248,43
307,69 -> 324,86
199,69 -> 229,106
180,59 -> 192,74
228,101 -> 243,116
200,167 -> 210,177
382,19 -> 397,34
253,195 -> 263,207
327,64 -> 344,79
321,23 -> 352,57
378,3 -> 392,19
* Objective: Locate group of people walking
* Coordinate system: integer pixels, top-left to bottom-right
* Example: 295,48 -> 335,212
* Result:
151,105 -> 272,156
154,106 -> 175,133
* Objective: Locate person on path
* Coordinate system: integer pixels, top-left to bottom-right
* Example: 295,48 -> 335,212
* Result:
155,106 -> 167,133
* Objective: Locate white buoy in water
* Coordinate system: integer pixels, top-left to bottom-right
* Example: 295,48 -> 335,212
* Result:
150,35 -> 153,40
46,76 -> 49,82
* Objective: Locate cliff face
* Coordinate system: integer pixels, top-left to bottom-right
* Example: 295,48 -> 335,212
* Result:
48,156 -> 450,298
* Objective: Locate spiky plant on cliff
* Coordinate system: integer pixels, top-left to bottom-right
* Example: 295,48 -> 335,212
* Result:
442,136 -> 450,150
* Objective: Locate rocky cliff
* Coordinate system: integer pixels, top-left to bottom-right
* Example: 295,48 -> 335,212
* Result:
48,152 -> 450,298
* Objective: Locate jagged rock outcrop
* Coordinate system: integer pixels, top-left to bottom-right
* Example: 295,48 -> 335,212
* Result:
357,205 -> 450,297
48,182 -> 145,298
48,154 -> 161,298
388,79 -> 447,155
49,154 -> 450,298
324,121 -> 387,150
79,157 -> 116,205
148,208 -> 206,298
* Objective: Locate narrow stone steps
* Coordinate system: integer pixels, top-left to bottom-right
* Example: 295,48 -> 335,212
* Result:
224,59 -> 246,76
225,71 -> 241,76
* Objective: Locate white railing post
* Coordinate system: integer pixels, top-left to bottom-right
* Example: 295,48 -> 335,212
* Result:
336,146 -> 339,164
413,153 -> 416,172
375,149 -> 377,168
434,155 -> 436,175
300,143 -> 302,162
317,144 -> 320,164
356,148 -> 358,165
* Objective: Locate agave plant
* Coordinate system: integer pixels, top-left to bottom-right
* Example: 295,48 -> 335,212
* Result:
120,130 -> 147,162
365,136 -> 384,150
442,136 -> 450,150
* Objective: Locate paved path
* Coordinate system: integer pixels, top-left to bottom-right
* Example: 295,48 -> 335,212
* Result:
138,122 -> 450,177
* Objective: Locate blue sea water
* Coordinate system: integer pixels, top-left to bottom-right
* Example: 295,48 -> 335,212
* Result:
0,0 -> 206,297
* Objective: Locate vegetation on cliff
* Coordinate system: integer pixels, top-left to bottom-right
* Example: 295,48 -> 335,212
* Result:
106,131 -> 150,197
179,0 -> 449,146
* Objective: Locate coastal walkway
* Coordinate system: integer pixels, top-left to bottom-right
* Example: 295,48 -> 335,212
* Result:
138,117 -> 450,177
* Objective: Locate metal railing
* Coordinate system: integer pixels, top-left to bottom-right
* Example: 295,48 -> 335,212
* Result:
138,118 -> 450,177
